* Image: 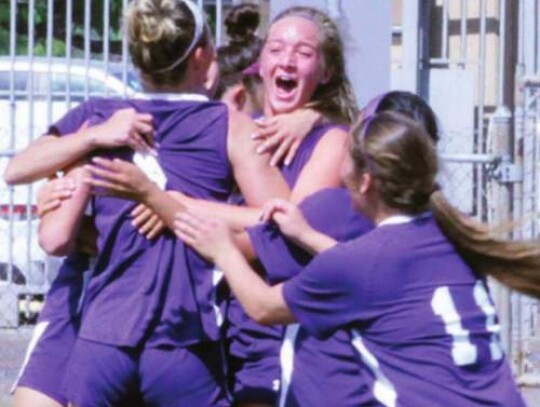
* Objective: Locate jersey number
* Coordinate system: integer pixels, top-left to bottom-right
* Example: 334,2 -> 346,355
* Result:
431,281 -> 503,366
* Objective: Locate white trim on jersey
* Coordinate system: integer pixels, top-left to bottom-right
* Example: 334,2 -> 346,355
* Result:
211,267 -> 224,327
378,212 -> 431,227
134,92 -> 209,102
133,152 -> 167,190
351,329 -> 397,407
10,321 -> 50,394
278,323 -> 300,407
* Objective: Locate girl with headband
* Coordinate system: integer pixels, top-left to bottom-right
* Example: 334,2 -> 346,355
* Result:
8,0 -> 291,405
176,110 -> 531,407
86,6 -> 358,405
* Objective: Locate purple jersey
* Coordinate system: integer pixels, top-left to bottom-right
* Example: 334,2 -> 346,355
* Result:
50,97 -> 233,348
226,125 -> 346,402
283,214 -> 525,406
248,188 -> 374,407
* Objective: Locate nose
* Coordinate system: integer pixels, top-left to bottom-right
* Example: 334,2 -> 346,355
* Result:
280,48 -> 296,68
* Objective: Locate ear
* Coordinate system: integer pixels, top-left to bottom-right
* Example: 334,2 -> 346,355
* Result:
320,65 -> 334,85
231,85 -> 247,111
221,84 -> 247,112
191,46 -> 209,72
359,172 -> 373,195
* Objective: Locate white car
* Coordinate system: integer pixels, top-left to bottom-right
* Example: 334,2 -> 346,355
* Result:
0,57 -> 139,294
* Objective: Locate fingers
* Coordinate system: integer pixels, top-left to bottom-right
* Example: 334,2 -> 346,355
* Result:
37,199 -> 62,217
260,199 -> 290,223
270,136 -> 294,167
256,132 -> 285,155
252,118 -> 279,140
131,203 -> 147,218
146,220 -> 165,240
284,139 -> 301,167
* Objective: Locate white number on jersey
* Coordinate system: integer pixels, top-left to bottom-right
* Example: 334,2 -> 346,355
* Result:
431,281 -> 503,366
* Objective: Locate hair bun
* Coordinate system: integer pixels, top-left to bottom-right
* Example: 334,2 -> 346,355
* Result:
225,3 -> 260,44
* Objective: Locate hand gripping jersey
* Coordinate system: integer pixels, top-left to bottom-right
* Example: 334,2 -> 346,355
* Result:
247,188 -> 375,407
49,97 -> 233,348
226,125 -> 348,402
283,214 -> 526,407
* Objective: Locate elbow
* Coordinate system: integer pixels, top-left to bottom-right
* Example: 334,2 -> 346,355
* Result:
3,163 -> 20,186
249,307 -> 276,326
39,232 -> 73,257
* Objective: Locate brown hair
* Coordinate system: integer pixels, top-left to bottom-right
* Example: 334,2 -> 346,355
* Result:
215,3 -> 264,103
350,112 -> 540,298
271,7 -> 358,125
125,0 -> 211,87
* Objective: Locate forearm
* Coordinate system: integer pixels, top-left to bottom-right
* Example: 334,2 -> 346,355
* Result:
183,198 -> 261,231
143,184 -> 187,230
295,229 -> 337,255
39,168 -> 92,256
4,132 -> 96,185
216,247 -> 294,325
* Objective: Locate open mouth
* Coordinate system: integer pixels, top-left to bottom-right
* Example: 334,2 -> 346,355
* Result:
275,76 -> 298,94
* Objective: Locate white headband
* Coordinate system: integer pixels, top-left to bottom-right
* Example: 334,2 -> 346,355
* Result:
154,0 -> 205,73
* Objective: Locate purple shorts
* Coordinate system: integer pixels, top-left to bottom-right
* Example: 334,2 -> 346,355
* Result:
13,317 -> 77,406
227,297 -> 282,404
64,338 -> 230,406
12,253 -> 88,406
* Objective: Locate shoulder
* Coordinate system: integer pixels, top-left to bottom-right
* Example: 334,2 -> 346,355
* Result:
227,107 -> 257,134
312,124 -> 349,153
226,108 -> 258,152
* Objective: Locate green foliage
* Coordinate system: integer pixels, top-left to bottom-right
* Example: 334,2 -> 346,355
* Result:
0,0 -> 125,57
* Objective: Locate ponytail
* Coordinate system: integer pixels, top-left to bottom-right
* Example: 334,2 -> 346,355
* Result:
430,190 -> 540,298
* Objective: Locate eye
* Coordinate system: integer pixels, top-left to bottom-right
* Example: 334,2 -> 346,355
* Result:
297,47 -> 315,58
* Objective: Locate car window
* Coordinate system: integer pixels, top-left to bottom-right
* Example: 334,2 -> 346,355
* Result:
0,71 -> 29,99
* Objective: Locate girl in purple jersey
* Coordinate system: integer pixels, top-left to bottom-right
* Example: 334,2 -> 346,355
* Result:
176,111 -> 538,406
241,91 -> 441,407
12,1 -> 290,406
87,7 -> 358,405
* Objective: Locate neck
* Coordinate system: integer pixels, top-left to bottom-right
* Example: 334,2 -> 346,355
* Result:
142,74 -> 208,96
372,205 -> 405,226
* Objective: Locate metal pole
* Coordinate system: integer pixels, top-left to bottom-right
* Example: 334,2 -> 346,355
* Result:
66,0 -> 73,109
103,0 -> 111,97
216,0 -> 223,46
459,0 -> 468,67
441,0 -> 449,61
84,0 -> 91,99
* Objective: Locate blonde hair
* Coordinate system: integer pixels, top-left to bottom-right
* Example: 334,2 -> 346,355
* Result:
125,0 -> 211,87
350,112 -> 540,298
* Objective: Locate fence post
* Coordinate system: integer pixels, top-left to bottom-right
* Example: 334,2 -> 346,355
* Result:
487,106 -> 513,357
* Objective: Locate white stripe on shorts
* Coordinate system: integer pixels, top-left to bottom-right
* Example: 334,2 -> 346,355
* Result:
10,320 -> 50,394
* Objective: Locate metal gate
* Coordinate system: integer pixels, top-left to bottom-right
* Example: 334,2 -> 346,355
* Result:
0,0 -> 269,328
394,0 -> 540,395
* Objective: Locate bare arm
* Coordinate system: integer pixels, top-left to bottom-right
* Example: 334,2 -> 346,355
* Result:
175,212 -> 295,325
38,163 -> 92,256
289,127 -> 348,204
254,108 -> 323,166
260,199 -> 338,255
227,108 -> 290,206
4,108 -> 154,185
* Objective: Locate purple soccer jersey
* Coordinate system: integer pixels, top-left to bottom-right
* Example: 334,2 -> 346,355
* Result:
50,97 -> 233,348
283,214 -> 526,406
226,125 -> 347,402
247,188 -> 375,407
51,96 -> 233,404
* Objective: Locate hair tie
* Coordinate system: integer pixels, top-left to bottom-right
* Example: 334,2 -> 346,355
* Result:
242,61 -> 260,75
154,0 -> 205,74
360,93 -> 386,122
